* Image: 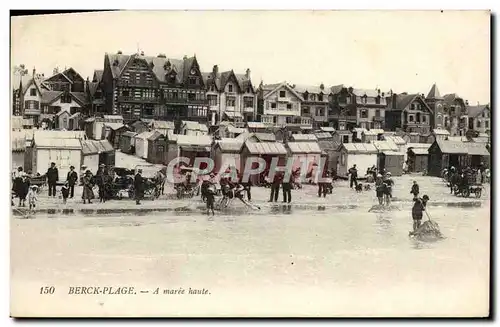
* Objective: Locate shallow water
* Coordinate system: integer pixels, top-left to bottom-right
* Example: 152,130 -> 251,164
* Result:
11,203 -> 490,317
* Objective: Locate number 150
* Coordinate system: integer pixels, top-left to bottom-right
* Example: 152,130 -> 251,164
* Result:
40,286 -> 55,294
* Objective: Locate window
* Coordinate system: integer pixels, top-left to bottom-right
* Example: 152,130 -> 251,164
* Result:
144,107 -> 154,116
376,97 -> 380,104
310,94 -> 315,101
416,112 -> 421,123
122,90 -> 130,97
302,106 -> 309,114
346,96 -> 351,104
271,103 -> 277,109
286,104 -> 292,110
70,107 -> 79,115
409,115 -> 414,122
228,85 -> 233,92
422,115 -> 427,123
317,108 -> 324,116
450,107 -> 455,115
363,96 -> 367,104
208,95 -> 218,106
243,97 -> 253,108
343,135 -> 349,143
30,88 -> 36,96
24,100 -> 39,110
279,91 -> 286,97
188,93 -> 196,101
375,109 -> 380,117
318,94 -> 323,101
360,110 -> 368,118
61,94 -> 72,103
485,121 -> 489,128
188,77 -> 198,85
226,96 -> 236,107
476,120 -> 481,128
303,93 -> 308,100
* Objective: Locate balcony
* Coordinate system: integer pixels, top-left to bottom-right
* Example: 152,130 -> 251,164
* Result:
243,107 -> 254,113
373,116 -> 384,122
118,96 -> 159,103
24,109 -> 41,116
277,97 -> 290,102
329,115 -> 357,122
187,99 -> 208,106
164,97 -> 187,104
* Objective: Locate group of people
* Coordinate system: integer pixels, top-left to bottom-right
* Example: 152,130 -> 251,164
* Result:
445,165 -> 489,195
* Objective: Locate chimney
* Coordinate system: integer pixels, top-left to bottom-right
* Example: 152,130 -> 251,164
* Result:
382,92 -> 385,97
157,53 -> 166,58
32,67 -> 36,77
377,89 -> 381,95
465,100 -> 469,105
348,87 -> 353,93
117,50 -> 123,54
213,65 -> 219,75
320,83 -> 325,90
246,68 -> 251,79
140,51 -> 144,56
183,55 -> 188,60
85,77 -> 90,93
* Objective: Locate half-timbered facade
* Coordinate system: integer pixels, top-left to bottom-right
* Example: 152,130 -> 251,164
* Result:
442,93 -> 469,136
202,65 -> 257,127
43,67 -> 85,92
385,93 -> 433,134
467,104 -> 490,135
102,51 -> 208,124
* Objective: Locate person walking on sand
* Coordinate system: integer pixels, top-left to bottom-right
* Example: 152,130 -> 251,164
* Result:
82,170 -> 95,204
410,180 -> 419,199
269,171 -> 282,203
134,169 -> 145,205
375,174 -> 385,205
66,166 -> 78,199
46,162 -> 59,197
282,173 -> 292,203
61,183 -> 70,204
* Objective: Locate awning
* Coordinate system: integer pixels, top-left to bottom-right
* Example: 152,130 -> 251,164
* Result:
180,145 -> 211,153
224,111 -> 243,119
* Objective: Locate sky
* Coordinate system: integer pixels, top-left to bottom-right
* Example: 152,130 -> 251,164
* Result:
11,10 -> 490,104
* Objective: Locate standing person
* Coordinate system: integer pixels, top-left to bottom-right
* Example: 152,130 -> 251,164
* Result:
134,169 -> 144,205
46,162 -> 59,197
66,166 -> 78,199
348,164 -> 358,188
205,181 -> 216,216
61,183 -> 70,204
12,166 -> 23,201
410,180 -> 420,199
383,172 -> 394,206
95,164 -> 106,203
375,174 -> 385,205
18,173 -> 30,207
268,172 -> 282,203
282,174 -> 292,203
27,185 -> 38,212
412,195 -> 429,232
82,170 -> 94,204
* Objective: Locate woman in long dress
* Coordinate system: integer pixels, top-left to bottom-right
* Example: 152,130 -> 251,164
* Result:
82,170 -> 95,204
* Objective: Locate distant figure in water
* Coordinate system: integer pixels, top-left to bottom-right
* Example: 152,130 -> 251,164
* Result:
375,174 -> 385,205
412,194 -> 429,232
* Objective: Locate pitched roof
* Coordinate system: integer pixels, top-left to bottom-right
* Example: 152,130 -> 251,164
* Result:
103,115 -> 124,121
352,88 -> 383,98
41,91 -> 63,104
290,134 -> 318,142
33,130 -> 86,141
182,120 -> 203,130
150,120 -> 175,130
147,130 -> 165,141
372,140 -> 399,152
292,84 -> 330,94
81,139 -> 114,154
408,148 -> 429,155
88,82 -> 99,97
287,142 -> 321,154
227,125 -> 247,134
442,93 -> 463,105
467,105 -> 489,118
246,122 -> 267,129
93,70 -> 103,83
435,139 -> 489,156
383,135 -> 406,145
252,132 -> 276,142
314,132 -> 333,140
103,122 -> 126,131
176,134 -> 212,146
320,126 -> 335,133
329,84 -> 345,95
71,92 -> 87,105
426,83 -> 443,100
216,139 -> 244,152
122,131 -> 138,138
134,130 -> 157,140
406,143 -> 431,150
433,128 -> 450,136
244,141 -> 287,155
261,82 -> 305,101
341,143 -> 378,154
35,137 -> 82,149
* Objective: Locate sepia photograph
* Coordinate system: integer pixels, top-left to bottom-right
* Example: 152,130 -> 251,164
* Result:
9,10 -> 491,317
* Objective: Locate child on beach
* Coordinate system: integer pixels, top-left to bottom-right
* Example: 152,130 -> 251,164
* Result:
27,185 -> 38,212
61,183 -> 70,204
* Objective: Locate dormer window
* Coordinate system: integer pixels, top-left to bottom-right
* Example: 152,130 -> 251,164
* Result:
303,93 -> 308,100
228,85 -> 233,92
375,96 -> 380,104
318,94 -> 323,101
113,59 -> 119,66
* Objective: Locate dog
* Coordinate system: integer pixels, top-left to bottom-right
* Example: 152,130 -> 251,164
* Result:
355,184 -> 363,192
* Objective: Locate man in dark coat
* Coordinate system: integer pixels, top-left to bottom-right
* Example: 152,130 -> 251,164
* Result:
134,169 -> 144,205
46,162 -> 59,197
66,166 -> 78,198
348,164 -> 358,188
95,164 -> 106,203
269,172 -> 282,203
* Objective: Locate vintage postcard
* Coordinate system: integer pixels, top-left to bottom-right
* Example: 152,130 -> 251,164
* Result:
10,10 -> 491,317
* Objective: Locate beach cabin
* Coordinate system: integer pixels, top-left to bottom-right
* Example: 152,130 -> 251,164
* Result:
134,131 -> 160,160
319,126 -> 335,135
165,133 -> 180,167
84,115 -> 124,140
352,128 -> 367,142
332,130 -> 352,144
246,132 -> 276,143
407,144 -> 431,173
427,139 -> 490,177
362,130 -> 378,143
383,135 -> 407,153
149,120 -> 174,137
219,123 -> 248,139
286,142 -> 322,175
102,123 -> 129,149
68,112 -> 82,131
177,135 -> 212,169
337,143 -> 378,178
180,121 -> 208,136
31,137 -> 82,182
80,139 -> 115,173
56,110 -> 71,130
213,139 -> 244,173
147,132 -> 168,165
432,128 -> 450,142
246,122 -> 268,133
130,120 -> 150,134
240,141 -> 288,185
373,140 -> 404,176
119,131 -> 137,154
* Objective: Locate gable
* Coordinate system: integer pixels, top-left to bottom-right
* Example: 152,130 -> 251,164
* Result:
120,57 -> 158,87
223,72 -> 242,92
183,58 -> 204,87
46,72 -> 72,84
63,68 -> 85,84
405,96 -> 433,114
264,83 -> 304,101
